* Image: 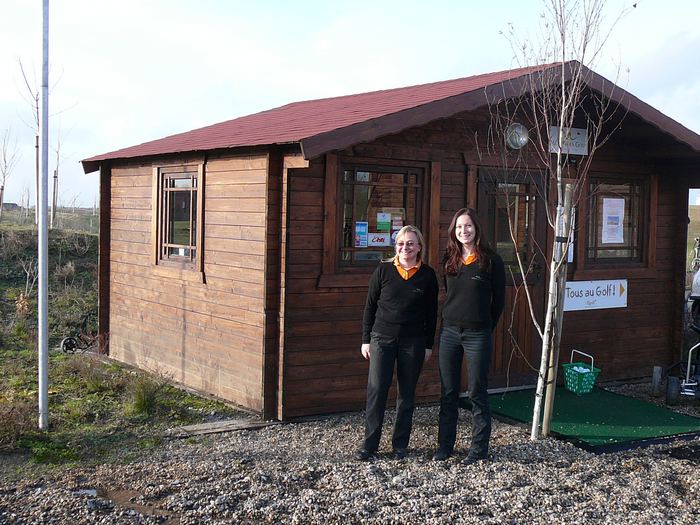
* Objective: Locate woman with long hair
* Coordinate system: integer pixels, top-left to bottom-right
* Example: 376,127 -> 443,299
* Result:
433,208 -> 505,464
357,225 -> 438,461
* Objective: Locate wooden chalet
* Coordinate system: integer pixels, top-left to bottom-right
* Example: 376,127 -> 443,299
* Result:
82,61 -> 700,419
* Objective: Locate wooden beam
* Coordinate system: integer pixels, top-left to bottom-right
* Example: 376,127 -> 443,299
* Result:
466,163 -> 477,208
429,161 -> 441,268
99,164 -> 111,355
321,154 -> 338,276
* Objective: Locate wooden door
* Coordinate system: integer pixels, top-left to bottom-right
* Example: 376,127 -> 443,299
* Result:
478,168 -> 547,388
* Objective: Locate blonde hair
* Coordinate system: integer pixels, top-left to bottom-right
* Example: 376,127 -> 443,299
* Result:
394,225 -> 425,262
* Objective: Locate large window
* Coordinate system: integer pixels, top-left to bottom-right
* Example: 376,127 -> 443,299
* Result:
339,163 -> 424,266
154,164 -> 204,273
586,176 -> 646,263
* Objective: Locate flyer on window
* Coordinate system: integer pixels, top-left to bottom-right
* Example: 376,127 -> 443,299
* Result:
355,221 -> 368,248
376,212 -> 391,232
601,198 -> 624,244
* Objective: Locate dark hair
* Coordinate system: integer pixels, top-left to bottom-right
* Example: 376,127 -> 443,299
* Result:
443,208 -> 493,275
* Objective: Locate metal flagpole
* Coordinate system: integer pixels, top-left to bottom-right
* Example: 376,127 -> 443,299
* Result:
38,0 -> 50,430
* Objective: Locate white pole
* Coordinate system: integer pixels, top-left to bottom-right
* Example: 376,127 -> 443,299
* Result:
38,0 -> 49,430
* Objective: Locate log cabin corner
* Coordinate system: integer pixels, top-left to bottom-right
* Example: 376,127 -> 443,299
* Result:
82,61 -> 700,420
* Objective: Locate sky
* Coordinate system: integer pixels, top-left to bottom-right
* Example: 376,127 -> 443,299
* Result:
1,0 -> 699,207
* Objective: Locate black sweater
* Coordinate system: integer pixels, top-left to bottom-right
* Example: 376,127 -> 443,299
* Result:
362,262 -> 439,348
442,254 -> 506,330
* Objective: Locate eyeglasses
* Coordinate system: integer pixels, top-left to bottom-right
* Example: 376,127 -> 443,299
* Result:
396,241 -> 419,248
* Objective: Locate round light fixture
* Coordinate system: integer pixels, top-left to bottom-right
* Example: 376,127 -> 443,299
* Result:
505,123 -> 529,150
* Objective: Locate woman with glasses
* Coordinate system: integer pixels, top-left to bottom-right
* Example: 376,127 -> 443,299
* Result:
432,208 -> 505,465
356,225 -> 438,461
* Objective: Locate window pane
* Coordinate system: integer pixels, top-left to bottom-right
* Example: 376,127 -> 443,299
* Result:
169,177 -> 194,188
586,179 -> 643,262
340,166 -> 423,266
168,247 -> 192,257
489,183 -> 534,274
169,191 -> 192,246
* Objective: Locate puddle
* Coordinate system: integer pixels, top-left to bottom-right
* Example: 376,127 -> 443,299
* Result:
668,443 -> 700,463
73,487 -> 179,523
72,488 -> 97,497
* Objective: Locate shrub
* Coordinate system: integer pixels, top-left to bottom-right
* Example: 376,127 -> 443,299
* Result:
0,400 -> 36,450
127,375 -> 167,417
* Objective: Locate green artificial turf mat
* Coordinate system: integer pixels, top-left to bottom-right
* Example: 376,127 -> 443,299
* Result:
488,387 -> 700,450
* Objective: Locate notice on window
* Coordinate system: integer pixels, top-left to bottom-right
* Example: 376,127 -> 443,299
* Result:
601,198 -> 624,244
355,221 -> 368,248
379,207 -> 405,244
368,233 -> 391,246
376,213 -> 391,232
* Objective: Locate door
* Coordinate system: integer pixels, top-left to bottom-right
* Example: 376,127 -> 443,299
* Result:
478,168 -> 547,388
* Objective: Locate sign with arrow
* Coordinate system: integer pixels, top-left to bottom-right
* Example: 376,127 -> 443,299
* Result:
563,279 -> 628,311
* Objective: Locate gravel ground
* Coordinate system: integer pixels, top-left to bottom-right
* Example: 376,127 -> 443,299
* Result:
1,384 -> 699,525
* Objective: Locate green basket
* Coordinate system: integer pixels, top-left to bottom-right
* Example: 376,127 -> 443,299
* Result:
562,350 -> 601,395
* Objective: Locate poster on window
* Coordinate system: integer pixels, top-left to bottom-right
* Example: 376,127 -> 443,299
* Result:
376,212 -> 391,232
355,221 -> 368,248
368,233 -> 391,246
601,198 -> 625,244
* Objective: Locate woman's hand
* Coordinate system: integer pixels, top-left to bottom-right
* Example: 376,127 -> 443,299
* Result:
361,343 -> 371,360
424,348 -> 433,364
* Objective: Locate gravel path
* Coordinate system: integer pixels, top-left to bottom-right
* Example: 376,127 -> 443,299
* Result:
1,388 -> 699,524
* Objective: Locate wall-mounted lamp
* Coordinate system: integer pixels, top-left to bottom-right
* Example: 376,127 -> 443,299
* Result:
505,123 -> 529,150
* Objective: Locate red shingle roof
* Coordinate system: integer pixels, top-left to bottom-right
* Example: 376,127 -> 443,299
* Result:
82,61 -> 700,173
81,63 -> 553,172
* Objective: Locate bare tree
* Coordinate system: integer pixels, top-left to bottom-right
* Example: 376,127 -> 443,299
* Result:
50,136 -> 63,229
0,128 -> 21,221
19,184 -> 32,224
19,59 -> 40,225
482,0 -> 632,439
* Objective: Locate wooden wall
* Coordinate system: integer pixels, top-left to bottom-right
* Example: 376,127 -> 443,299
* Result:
560,157 -> 686,378
281,116 -> 486,418
102,111 -> 693,420
107,153 -> 270,411
280,109 -> 689,417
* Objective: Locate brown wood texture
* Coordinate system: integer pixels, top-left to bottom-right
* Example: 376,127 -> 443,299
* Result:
280,110 -> 691,417
98,165 -> 112,355
103,100 -> 696,419
107,154 -> 270,410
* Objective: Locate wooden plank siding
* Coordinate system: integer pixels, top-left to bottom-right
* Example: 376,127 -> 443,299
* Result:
281,120 -> 475,417
280,110 -> 689,417
103,106 -> 694,420
560,163 -> 684,380
107,154 -> 270,411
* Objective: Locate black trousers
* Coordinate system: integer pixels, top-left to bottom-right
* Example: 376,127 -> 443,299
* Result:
362,333 -> 425,452
437,325 -> 493,457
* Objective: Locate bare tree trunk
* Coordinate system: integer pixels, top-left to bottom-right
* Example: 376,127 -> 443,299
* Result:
50,168 -> 57,229
34,134 -> 39,225
0,184 -> 4,221
542,184 -> 573,436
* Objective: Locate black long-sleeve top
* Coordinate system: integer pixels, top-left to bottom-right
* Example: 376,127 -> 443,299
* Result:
442,254 -> 506,330
362,262 -> 439,349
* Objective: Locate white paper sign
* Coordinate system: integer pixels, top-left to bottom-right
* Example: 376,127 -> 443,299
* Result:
368,232 -> 391,247
563,280 -> 628,311
601,198 -> 625,244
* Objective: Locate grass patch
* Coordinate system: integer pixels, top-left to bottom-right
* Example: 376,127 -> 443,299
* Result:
0,349 -> 244,472
0,223 -> 246,478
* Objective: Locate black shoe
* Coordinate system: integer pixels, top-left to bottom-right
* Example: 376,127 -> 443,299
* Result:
461,453 -> 488,466
432,448 -> 451,461
356,448 -> 374,461
393,448 -> 407,460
